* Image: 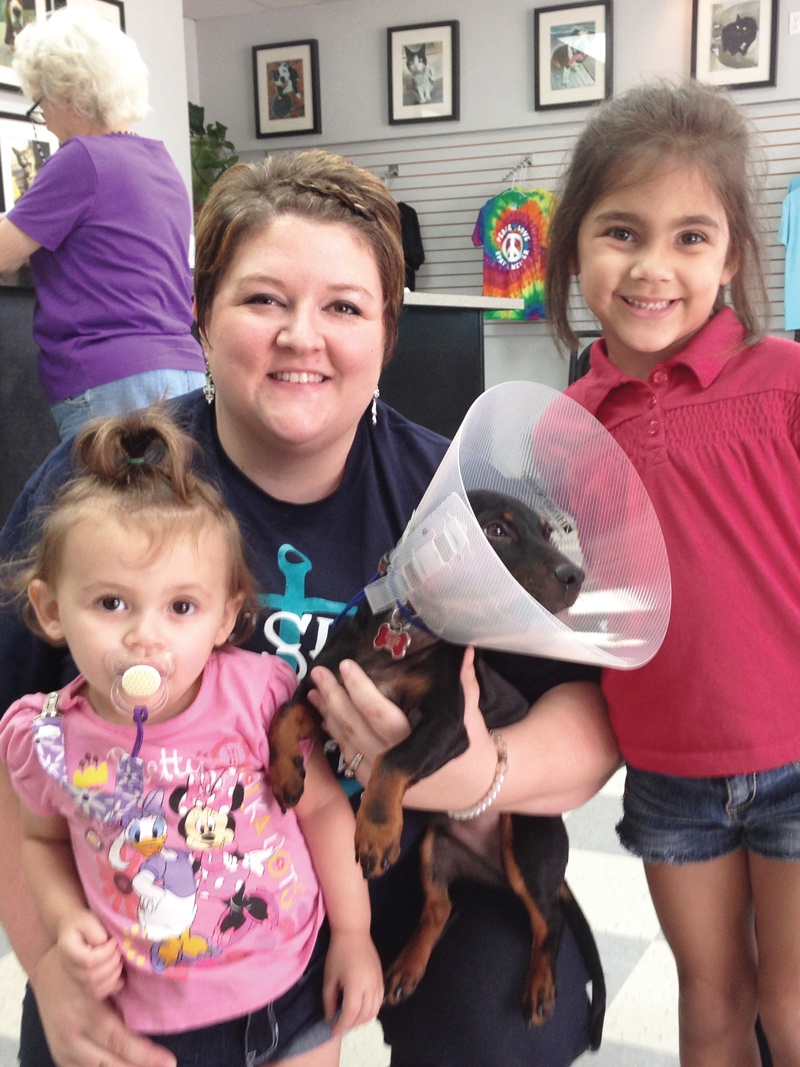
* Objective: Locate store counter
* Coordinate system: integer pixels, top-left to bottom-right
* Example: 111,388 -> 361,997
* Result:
379,291 -> 523,439
0,271 -> 60,524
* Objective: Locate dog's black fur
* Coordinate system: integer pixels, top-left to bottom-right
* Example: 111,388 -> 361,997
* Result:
268,490 -> 604,1041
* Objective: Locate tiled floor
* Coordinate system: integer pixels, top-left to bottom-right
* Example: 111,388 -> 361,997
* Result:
0,768 -> 680,1067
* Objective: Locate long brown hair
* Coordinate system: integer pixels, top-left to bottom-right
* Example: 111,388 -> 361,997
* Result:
195,150 -> 404,365
546,79 -> 768,351
8,408 -> 259,644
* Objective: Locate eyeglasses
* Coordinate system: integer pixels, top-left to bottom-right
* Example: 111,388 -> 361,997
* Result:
25,99 -> 45,125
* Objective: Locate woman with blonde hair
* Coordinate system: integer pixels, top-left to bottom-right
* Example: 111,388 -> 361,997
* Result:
0,5 -> 204,440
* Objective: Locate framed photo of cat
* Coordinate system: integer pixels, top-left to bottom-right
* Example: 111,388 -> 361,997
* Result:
252,39 -> 321,139
534,2 -> 612,111
691,0 -> 777,89
0,110 -> 59,212
387,20 -> 459,125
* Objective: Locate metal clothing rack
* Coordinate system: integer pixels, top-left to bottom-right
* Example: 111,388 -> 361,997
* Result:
501,155 -> 533,186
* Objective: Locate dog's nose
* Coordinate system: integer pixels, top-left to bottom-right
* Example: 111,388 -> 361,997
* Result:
555,562 -> 585,589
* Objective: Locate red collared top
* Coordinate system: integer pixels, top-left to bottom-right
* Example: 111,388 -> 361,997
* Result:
566,308 -> 800,776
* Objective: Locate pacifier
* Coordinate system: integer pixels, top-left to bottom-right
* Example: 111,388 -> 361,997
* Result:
111,654 -> 174,758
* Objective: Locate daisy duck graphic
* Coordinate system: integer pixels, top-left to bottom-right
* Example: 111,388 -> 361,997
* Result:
107,786 -> 213,972
169,765 -> 280,949
32,668 -> 215,973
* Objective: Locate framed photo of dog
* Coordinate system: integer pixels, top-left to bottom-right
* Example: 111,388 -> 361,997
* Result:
534,2 -> 612,111
252,39 -> 321,139
0,110 -> 59,212
0,0 -> 46,92
691,0 -> 777,89
387,20 -> 459,126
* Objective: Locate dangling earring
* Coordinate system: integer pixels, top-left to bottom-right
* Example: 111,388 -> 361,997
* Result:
203,357 -> 216,405
371,387 -> 380,426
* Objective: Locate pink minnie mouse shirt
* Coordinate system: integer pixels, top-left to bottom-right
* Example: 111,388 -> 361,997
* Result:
0,646 -> 325,1035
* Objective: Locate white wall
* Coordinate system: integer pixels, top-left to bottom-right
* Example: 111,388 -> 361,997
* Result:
190,0 -> 800,154
119,0 -> 193,196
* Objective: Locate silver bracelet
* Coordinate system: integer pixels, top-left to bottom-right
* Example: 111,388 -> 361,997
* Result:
447,731 -> 508,821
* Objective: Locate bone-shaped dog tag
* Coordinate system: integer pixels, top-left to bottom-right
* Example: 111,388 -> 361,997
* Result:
373,621 -> 411,659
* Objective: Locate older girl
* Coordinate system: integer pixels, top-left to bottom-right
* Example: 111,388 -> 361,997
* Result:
552,81 -> 800,1066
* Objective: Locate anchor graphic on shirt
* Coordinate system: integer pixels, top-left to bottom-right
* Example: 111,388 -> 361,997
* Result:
260,544 -> 350,680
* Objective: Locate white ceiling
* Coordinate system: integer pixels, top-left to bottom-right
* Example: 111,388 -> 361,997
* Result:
183,0 -> 345,18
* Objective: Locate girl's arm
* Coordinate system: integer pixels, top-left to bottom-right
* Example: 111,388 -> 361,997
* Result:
21,807 -> 123,1001
0,766 -> 176,1067
294,746 -> 383,1036
309,646 -> 621,816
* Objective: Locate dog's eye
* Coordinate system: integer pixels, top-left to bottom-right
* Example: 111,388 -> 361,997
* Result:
484,521 -> 509,539
541,522 -> 554,542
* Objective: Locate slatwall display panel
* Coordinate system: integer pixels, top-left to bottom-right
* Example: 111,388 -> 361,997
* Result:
241,98 -> 800,337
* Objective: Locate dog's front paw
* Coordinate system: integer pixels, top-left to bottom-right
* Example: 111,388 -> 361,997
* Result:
269,753 -> 306,813
523,955 -> 556,1026
354,812 -> 402,878
383,953 -> 426,1005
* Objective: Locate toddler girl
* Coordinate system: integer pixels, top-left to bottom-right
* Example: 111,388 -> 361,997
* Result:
0,408 -> 382,1066
549,80 -> 800,1066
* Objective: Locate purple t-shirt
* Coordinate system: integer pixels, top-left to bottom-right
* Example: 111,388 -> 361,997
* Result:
8,134 -> 203,402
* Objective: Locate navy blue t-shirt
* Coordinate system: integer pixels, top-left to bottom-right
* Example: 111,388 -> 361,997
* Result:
0,391 -> 597,716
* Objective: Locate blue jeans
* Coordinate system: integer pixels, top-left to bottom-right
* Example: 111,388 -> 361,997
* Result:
19,924 -> 333,1067
619,760 -> 800,864
49,369 -> 205,441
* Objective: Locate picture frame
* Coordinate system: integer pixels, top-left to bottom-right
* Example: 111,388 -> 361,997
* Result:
691,0 -> 776,89
387,20 -> 459,125
1,0 -> 46,92
0,111 -> 59,213
252,39 -> 321,139
534,2 -> 612,111
46,0 -> 125,30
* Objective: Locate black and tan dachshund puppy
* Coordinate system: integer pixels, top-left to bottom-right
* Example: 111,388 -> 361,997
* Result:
269,490 -> 604,1037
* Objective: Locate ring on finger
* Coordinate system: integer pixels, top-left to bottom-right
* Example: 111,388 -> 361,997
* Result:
343,751 -> 364,779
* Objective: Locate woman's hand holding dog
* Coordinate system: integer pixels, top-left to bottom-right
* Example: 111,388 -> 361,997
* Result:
311,649 -> 620,816
310,647 -> 500,813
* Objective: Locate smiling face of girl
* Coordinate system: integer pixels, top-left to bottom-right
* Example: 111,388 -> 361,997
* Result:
202,215 -> 386,500
575,161 -> 736,380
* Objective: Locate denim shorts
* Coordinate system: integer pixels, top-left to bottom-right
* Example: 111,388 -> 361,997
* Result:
148,924 -> 333,1067
618,760 -> 800,864
50,368 -> 205,441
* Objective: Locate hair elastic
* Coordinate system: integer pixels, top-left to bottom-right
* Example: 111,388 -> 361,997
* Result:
127,457 -> 145,464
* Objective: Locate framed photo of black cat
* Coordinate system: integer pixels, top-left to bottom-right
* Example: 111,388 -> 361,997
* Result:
252,39 -> 321,139
534,2 -> 613,111
691,0 -> 777,89
387,20 -> 459,125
